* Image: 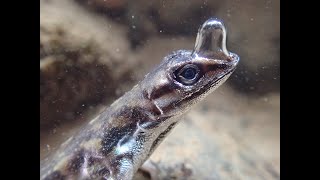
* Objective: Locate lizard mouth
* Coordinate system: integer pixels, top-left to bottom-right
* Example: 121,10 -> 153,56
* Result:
212,67 -> 234,85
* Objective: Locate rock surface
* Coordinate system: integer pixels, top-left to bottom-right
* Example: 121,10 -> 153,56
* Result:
40,0 -> 137,130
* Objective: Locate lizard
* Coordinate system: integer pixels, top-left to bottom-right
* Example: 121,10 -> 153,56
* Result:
40,18 -> 240,180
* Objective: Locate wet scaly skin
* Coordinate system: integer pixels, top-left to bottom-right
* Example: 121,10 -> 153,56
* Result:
40,18 -> 239,180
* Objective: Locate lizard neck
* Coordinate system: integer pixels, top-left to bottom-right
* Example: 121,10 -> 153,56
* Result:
40,82 -> 181,180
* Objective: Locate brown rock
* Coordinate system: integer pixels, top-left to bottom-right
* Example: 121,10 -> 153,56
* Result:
40,0 -> 136,130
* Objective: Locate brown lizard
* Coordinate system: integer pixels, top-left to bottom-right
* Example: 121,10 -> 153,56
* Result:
40,18 -> 239,180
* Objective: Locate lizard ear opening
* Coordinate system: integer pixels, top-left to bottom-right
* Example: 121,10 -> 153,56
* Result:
192,18 -> 230,60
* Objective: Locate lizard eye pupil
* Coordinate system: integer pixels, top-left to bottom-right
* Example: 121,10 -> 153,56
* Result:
175,64 -> 201,85
182,68 -> 196,80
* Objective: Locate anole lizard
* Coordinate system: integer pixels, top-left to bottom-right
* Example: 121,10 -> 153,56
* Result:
40,18 -> 239,180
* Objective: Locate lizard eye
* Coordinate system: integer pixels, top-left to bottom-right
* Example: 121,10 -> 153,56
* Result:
175,64 -> 201,85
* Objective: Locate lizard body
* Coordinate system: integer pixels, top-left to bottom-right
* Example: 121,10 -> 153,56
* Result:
40,18 -> 239,180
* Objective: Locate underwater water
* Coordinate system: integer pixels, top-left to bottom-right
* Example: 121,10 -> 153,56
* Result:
40,0 -> 279,179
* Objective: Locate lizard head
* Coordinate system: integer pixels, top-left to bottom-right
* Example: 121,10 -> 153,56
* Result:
142,18 -> 239,117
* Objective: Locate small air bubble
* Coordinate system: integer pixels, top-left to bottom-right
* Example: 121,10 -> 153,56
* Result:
116,48 -> 120,52
46,144 -> 50,150
131,15 -> 135,19
250,18 -> 254,21
159,30 -> 162,33
132,25 -> 136,29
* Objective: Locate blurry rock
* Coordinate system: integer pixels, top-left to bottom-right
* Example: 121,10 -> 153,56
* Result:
228,61 -> 280,96
153,0 -> 222,35
125,0 -> 222,48
125,0 -> 158,48
75,0 -> 127,19
75,0 -> 221,48
213,0 -> 280,95
40,0 -> 136,129
81,0 -> 126,9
